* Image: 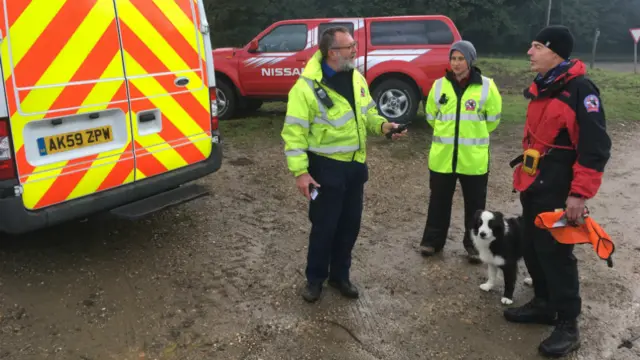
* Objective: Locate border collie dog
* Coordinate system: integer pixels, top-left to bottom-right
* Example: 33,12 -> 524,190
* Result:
469,209 -> 533,305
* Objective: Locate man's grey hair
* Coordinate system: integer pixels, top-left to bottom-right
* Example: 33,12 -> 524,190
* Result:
319,26 -> 351,57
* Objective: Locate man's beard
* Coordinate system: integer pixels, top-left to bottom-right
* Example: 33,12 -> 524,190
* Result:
337,56 -> 356,71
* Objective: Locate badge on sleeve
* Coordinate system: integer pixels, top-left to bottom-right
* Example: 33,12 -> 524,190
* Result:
584,94 -> 600,113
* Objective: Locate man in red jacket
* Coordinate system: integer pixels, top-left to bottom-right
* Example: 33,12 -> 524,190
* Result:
505,25 -> 611,358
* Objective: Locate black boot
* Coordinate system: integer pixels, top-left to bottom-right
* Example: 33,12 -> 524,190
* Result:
302,282 -> 322,303
465,245 -> 481,264
503,297 -> 556,325
463,232 -> 481,264
419,238 -> 441,257
328,279 -> 359,299
420,227 -> 444,257
538,319 -> 580,358
420,244 -> 437,256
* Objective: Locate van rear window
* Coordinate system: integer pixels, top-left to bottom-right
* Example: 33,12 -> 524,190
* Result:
370,20 -> 454,46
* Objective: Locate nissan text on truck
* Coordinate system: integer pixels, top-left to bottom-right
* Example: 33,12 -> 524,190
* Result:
213,15 -> 462,124
0,0 -> 222,235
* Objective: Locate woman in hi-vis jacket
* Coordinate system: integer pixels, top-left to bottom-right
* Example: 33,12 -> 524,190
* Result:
419,40 -> 502,263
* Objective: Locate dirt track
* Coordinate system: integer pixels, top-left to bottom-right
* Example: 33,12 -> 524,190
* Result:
0,116 -> 639,360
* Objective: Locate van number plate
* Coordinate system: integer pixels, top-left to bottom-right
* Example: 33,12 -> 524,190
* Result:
37,126 -> 113,156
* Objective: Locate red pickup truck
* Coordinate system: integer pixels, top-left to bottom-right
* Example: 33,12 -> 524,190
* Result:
213,15 -> 462,124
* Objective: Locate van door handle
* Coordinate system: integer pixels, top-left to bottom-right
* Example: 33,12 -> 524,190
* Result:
137,109 -> 162,136
139,113 -> 155,122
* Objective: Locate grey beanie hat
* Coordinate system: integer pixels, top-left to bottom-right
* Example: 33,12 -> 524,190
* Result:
449,40 -> 477,68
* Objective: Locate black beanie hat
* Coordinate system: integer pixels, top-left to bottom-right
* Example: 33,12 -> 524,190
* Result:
534,25 -> 574,60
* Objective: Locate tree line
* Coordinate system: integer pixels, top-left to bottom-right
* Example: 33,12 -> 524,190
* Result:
204,0 -> 640,57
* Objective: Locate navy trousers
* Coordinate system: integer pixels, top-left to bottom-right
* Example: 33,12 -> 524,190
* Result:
520,190 -> 581,320
305,152 -> 368,285
420,170 -> 489,252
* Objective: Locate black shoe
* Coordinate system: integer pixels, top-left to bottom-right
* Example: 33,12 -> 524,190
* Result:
420,245 -> 436,256
463,231 -> 481,264
465,246 -> 481,264
503,297 -> 556,325
419,240 -> 441,257
328,279 -> 359,299
538,319 -> 581,358
302,282 -> 322,303
467,254 -> 481,264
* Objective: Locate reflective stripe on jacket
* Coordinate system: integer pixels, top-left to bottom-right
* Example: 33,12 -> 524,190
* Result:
281,50 -> 387,177
425,68 -> 502,175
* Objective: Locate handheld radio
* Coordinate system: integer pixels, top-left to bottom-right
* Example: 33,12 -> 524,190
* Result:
385,123 -> 410,139
314,81 -> 334,109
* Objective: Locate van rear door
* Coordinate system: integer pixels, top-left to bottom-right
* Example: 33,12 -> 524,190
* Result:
113,0 -> 213,181
0,0 -> 136,210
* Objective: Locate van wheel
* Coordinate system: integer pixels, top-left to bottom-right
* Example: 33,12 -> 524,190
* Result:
216,80 -> 236,120
372,78 -> 419,125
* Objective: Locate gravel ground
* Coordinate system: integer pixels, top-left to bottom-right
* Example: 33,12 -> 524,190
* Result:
0,118 -> 638,360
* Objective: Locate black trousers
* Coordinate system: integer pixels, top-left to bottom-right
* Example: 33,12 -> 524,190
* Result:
420,170 -> 488,252
520,190 -> 581,320
305,153 -> 368,285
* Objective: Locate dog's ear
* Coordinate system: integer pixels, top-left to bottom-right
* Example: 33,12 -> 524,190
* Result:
490,213 -> 505,236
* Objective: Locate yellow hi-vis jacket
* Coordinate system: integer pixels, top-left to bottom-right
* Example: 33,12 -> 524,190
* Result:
281,50 -> 388,177
425,69 -> 502,175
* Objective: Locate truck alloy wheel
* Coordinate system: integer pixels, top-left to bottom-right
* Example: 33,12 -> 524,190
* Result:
372,78 -> 419,125
214,80 -> 237,120
216,88 -> 228,118
378,89 -> 409,119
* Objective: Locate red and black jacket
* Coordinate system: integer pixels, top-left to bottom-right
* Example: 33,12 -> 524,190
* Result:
512,59 -> 612,199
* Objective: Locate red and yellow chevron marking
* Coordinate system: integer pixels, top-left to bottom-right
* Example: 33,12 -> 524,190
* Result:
0,0 -> 212,210
117,0 -> 211,181
1,0 -> 135,210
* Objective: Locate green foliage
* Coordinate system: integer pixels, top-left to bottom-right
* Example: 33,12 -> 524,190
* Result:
203,0 -> 640,55
203,0 -> 639,122
476,58 -> 640,122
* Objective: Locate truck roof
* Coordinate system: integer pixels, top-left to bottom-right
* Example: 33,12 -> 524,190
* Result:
272,14 -> 455,22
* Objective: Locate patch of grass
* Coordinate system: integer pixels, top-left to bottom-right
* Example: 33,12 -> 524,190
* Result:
218,103 -> 287,145
477,57 -> 640,122
488,52 -> 633,63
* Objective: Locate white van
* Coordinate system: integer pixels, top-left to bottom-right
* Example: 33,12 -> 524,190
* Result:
0,0 -> 222,234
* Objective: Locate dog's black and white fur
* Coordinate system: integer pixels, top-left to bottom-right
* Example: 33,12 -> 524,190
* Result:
469,209 -> 533,305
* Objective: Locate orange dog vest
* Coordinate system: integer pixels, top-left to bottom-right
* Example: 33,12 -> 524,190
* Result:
534,208 -> 614,267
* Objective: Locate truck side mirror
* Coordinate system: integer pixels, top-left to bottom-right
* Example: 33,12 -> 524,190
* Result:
248,39 -> 259,53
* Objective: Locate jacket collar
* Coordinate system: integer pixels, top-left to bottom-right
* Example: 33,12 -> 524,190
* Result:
301,50 -> 326,82
524,59 -> 586,99
445,66 -> 483,86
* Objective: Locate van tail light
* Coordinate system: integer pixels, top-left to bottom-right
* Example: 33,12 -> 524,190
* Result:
210,87 -> 219,131
0,118 -> 16,180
